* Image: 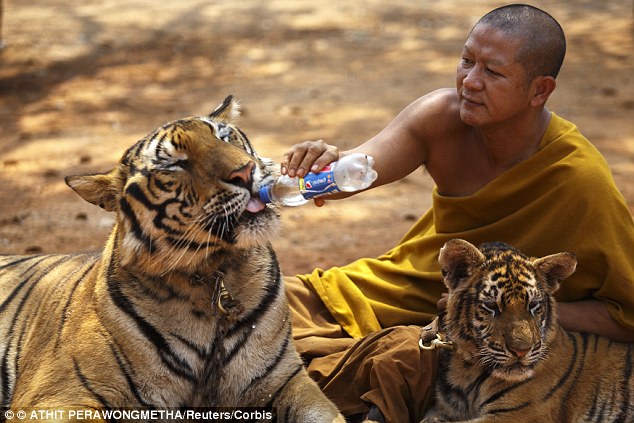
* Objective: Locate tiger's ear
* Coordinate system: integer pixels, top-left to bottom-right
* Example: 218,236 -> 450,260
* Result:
208,95 -> 240,123
533,252 -> 577,294
438,239 -> 486,291
65,170 -> 120,212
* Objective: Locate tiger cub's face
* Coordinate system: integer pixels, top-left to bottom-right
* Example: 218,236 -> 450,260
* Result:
439,239 -> 577,381
66,96 -> 278,273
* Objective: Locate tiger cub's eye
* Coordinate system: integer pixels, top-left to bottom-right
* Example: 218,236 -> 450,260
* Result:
528,299 -> 541,315
481,300 -> 499,316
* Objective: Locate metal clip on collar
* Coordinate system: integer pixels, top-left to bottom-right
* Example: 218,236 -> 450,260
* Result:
419,333 -> 454,351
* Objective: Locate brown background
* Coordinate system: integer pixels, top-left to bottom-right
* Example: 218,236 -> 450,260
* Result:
1,0 -> 632,276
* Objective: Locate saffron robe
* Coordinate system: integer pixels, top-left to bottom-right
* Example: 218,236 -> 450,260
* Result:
298,113 -> 634,338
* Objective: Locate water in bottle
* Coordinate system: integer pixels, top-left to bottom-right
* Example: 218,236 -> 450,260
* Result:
259,153 -> 378,206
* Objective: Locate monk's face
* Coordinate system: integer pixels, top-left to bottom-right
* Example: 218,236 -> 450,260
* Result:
456,24 -> 532,127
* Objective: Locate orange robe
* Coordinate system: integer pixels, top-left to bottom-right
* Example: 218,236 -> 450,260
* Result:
298,113 -> 634,338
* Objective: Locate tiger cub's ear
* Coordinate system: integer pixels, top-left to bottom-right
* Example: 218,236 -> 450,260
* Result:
533,252 -> 577,294
439,239 -> 486,291
65,169 -> 120,212
208,95 -> 240,123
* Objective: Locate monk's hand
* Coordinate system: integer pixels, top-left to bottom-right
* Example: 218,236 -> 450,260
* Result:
281,139 -> 339,178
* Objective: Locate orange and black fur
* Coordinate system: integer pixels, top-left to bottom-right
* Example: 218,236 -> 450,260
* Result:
423,239 -> 633,423
0,96 -> 344,422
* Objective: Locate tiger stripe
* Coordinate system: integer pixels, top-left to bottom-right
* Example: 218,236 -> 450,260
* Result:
56,258 -> 99,347
105,338 -> 155,408
72,358 -> 112,409
106,276 -> 197,381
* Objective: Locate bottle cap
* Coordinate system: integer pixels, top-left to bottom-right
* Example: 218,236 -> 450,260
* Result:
259,185 -> 273,203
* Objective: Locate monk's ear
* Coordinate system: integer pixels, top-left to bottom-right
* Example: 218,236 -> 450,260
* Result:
530,76 -> 556,107
65,169 -> 120,212
438,239 -> 485,291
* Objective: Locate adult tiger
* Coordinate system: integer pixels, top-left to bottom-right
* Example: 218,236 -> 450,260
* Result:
0,96 -> 344,422
422,239 -> 633,423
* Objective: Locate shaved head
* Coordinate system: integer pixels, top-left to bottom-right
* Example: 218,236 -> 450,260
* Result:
471,4 -> 566,80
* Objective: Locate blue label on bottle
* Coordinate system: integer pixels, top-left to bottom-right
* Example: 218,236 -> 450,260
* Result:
299,166 -> 341,199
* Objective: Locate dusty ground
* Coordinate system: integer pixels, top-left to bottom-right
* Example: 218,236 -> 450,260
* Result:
0,0 -> 632,276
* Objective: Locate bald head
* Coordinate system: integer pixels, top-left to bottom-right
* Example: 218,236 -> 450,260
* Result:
471,4 -> 566,81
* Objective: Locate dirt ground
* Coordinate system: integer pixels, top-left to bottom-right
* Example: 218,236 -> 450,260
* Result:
0,0 -> 632,276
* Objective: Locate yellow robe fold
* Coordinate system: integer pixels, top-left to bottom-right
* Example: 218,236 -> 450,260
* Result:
298,113 -> 634,338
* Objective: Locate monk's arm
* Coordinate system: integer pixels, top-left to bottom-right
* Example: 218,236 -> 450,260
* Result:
557,299 -> 634,343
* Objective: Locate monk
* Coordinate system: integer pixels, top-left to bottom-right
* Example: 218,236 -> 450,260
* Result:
281,4 -> 634,422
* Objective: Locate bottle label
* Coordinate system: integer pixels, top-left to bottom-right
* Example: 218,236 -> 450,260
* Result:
299,166 -> 341,199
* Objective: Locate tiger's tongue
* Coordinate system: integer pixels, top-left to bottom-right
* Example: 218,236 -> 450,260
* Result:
246,197 -> 266,213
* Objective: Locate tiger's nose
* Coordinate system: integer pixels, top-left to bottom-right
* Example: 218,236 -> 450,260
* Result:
509,346 -> 531,358
227,161 -> 255,188
506,318 -> 535,358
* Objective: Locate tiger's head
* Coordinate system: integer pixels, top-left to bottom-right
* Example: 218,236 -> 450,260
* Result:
438,239 -> 577,381
65,96 -> 278,274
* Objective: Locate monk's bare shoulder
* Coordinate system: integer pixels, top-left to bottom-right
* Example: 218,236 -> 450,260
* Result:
403,89 -> 464,139
353,89 -> 468,187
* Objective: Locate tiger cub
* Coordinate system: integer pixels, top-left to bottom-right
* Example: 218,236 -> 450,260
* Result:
0,96 -> 344,422
423,239 -> 633,423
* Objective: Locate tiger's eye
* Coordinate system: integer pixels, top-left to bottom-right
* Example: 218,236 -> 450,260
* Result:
528,299 -> 541,315
481,300 -> 499,316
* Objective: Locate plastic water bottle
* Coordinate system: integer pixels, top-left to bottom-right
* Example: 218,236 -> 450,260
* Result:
259,153 -> 378,206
